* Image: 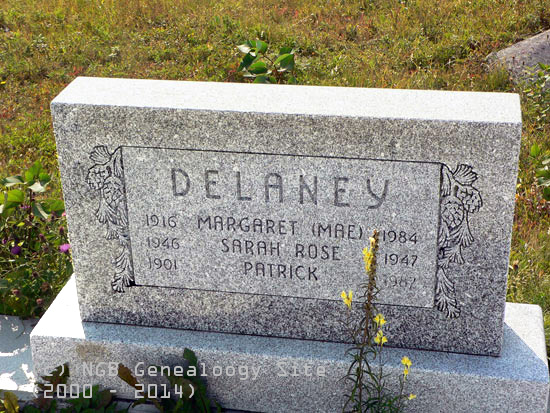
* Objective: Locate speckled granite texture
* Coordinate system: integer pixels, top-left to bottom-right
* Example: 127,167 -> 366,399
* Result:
31,277 -> 549,413
51,77 -> 522,355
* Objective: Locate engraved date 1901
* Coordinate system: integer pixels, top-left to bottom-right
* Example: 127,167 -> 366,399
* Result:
147,257 -> 178,270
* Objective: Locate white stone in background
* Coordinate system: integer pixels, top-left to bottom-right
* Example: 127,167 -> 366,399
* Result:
487,29 -> 550,83
31,277 -> 549,413
0,316 -> 37,400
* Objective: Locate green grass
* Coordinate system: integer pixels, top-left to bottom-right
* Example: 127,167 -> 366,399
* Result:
1,0 -> 550,348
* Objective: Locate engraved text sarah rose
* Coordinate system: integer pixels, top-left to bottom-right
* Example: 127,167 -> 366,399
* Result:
86,146 -> 482,318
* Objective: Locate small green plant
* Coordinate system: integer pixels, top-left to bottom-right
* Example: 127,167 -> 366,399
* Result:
523,63 -> 550,128
341,231 -> 415,413
118,348 -> 222,413
0,161 -> 72,316
530,143 -> 550,201
236,39 -> 297,84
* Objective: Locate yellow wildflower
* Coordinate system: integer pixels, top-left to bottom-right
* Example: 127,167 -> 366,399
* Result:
408,394 -> 416,400
373,313 -> 386,327
403,367 -> 409,378
341,290 -> 353,309
362,246 -> 373,273
374,329 -> 387,346
401,356 -> 412,368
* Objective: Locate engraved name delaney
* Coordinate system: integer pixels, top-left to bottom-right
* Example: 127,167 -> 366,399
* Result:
86,146 -> 483,312
170,168 -> 388,208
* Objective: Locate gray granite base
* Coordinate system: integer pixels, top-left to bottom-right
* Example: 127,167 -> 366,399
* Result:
30,277 -> 549,412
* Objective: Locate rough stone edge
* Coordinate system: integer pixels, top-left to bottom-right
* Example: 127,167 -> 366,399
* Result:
30,277 -> 549,413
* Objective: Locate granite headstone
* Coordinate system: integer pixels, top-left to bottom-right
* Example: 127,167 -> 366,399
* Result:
51,77 -> 522,355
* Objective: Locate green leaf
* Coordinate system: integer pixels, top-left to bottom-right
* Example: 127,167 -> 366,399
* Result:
175,379 -> 195,400
275,53 -> 294,71
253,75 -> 271,83
68,398 -> 83,413
536,168 -> 550,179
96,389 -> 112,409
530,143 -> 541,157
543,187 -> 550,201
255,40 -> 268,54
183,348 -> 198,367
32,202 -> 50,220
22,406 -> 41,413
43,199 -> 65,213
38,173 -> 51,185
1,176 -> 24,187
237,41 -> 253,54
28,181 -> 46,193
7,189 -> 24,204
25,161 -> 42,183
279,46 -> 293,55
542,157 -> 550,165
288,76 -> 298,84
237,53 -> 255,71
248,61 -> 268,74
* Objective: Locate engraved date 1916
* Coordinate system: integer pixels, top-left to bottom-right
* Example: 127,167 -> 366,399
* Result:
145,214 -> 178,228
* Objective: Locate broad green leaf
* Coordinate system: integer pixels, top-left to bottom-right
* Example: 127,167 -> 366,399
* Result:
32,202 -> 50,220
6,189 -> 24,204
255,40 -> 268,54
38,173 -> 51,185
43,199 -> 65,213
530,143 -> 541,157
28,181 -> 46,193
25,161 -> 42,183
253,75 -> 270,83
275,53 -> 294,71
288,76 -> 298,84
174,379 -> 195,400
536,168 -> 550,178
97,389 -> 113,408
237,53 -> 255,71
237,41 -> 253,54
67,398 -> 83,413
183,348 -> 198,367
1,176 -> 24,187
248,61 -> 268,74
543,187 -> 550,201
279,46 -> 293,55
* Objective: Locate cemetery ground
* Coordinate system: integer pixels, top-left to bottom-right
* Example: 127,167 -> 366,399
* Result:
0,0 -> 550,381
